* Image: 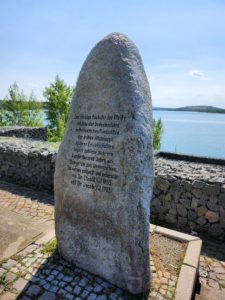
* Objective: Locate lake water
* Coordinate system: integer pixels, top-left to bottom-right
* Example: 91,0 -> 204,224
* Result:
43,110 -> 225,159
153,110 -> 225,159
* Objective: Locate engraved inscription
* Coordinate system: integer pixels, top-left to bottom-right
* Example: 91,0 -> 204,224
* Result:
68,114 -> 125,193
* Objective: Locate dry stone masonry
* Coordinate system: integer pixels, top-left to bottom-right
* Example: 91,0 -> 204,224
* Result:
152,155 -> 225,240
0,138 -> 56,191
0,137 -> 224,240
54,32 -> 154,294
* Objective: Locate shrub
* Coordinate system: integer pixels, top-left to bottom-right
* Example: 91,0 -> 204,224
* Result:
153,118 -> 164,150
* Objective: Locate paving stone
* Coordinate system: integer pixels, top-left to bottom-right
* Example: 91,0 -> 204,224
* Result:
160,277 -> 168,284
51,270 -> 58,276
0,269 -> 6,277
43,283 -> 51,290
59,281 -> 66,287
63,275 -> 73,282
24,274 -> 32,280
26,284 -> 41,296
74,285 -> 81,295
86,285 -> 94,292
65,285 -> 73,292
46,275 -> 54,281
12,278 -> 28,292
38,291 -> 56,300
109,293 -> 117,300
88,293 -> 97,300
49,285 -> 58,293
214,267 -> 225,274
94,285 -> 103,293
81,289 -> 90,297
57,289 -> 66,296
208,278 -> 220,289
65,294 -> 74,300
96,296 -> 107,300
5,272 -> 16,283
79,277 -> 88,286
57,273 -> 64,280
0,292 -> 16,300
2,260 -> 17,270
39,279 -> 47,286
18,245 -> 38,257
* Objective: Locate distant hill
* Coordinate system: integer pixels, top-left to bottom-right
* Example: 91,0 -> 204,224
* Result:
153,105 -> 225,114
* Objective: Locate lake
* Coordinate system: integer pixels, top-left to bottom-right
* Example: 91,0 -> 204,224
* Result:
153,110 -> 225,159
43,110 -> 225,159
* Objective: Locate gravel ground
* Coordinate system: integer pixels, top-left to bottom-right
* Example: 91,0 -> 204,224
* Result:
151,233 -> 187,275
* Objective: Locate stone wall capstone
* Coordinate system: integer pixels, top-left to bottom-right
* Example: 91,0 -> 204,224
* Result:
0,126 -> 48,141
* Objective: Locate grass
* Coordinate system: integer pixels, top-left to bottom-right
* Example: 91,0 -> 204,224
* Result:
219,279 -> 225,288
0,273 -> 9,291
41,238 -> 57,254
32,141 -> 60,150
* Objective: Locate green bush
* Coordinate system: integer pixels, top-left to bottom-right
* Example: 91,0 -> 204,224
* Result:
153,118 -> 164,150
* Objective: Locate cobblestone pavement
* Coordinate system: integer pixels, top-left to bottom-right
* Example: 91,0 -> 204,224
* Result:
198,240 -> 225,294
0,181 -> 224,299
0,181 -> 54,222
0,239 -> 177,300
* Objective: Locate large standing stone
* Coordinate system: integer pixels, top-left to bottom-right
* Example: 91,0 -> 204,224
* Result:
54,32 -> 154,294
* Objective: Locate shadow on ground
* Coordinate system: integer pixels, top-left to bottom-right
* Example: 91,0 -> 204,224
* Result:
10,248 -> 150,300
0,180 -> 54,206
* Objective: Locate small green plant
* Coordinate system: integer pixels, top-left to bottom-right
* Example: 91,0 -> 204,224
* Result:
0,272 -> 8,290
219,279 -> 225,288
153,118 -> 164,150
41,238 -> 57,254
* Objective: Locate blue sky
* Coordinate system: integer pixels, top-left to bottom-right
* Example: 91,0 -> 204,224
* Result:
0,0 -> 225,108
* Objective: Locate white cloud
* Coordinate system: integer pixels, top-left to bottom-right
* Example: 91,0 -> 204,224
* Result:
188,69 -> 205,77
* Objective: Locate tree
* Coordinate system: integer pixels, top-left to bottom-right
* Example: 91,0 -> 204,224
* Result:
25,92 -> 43,127
2,82 -> 43,126
153,118 -> 164,150
43,75 -> 73,141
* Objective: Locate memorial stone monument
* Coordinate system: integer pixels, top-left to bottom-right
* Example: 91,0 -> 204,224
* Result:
54,32 -> 154,294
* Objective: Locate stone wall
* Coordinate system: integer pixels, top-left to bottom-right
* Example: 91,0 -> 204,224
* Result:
0,139 -> 224,240
0,126 -> 48,141
152,152 -> 225,241
0,139 -> 56,191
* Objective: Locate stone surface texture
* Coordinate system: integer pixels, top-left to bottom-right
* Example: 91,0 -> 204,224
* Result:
54,32 -> 154,294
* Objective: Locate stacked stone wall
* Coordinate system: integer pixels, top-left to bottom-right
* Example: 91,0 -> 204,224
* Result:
152,154 -> 225,240
0,140 -> 224,240
0,140 -> 56,191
